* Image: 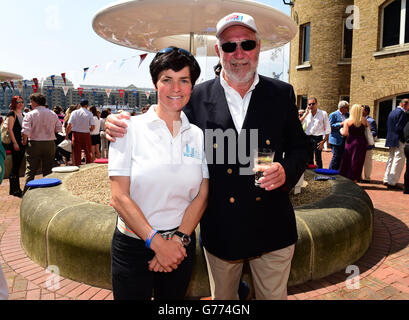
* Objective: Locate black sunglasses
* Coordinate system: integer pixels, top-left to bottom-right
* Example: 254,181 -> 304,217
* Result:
221,40 -> 257,53
156,47 -> 192,57
308,102 -> 316,106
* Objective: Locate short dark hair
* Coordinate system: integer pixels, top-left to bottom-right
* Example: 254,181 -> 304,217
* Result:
53,105 -> 62,114
150,47 -> 201,89
100,110 -> 109,119
80,99 -> 89,107
30,93 -> 46,106
362,105 -> 370,114
89,106 -> 97,116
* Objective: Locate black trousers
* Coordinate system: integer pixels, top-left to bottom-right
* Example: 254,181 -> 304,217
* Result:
307,135 -> 323,168
111,228 -> 196,300
10,145 -> 26,177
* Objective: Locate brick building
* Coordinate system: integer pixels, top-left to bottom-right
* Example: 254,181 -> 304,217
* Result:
289,0 -> 409,138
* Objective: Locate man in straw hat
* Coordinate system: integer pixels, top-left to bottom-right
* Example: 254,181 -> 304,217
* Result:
105,12 -> 308,300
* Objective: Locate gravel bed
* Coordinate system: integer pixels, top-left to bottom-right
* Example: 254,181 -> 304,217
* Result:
65,165 -> 330,208
64,149 -> 390,207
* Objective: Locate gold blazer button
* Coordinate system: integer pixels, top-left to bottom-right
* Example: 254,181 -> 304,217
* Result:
213,143 -> 218,149
227,169 -> 233,174
229,197 -> 235,204
266,140 -> 271,145
256,197 -> 262,202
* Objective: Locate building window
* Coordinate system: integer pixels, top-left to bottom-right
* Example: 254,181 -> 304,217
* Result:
298,95 -> 309,109
377,93 -> 409,138
342,19 -> 353,59
300,23 -> 310,63
340,95 -> 350,103
378,99 -> 393,138
381,0 -> 409,48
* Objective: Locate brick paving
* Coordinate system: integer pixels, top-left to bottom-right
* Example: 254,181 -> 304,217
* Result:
0,152 -> 408,300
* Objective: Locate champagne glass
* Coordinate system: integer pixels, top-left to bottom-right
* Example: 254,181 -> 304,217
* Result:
254,149 -> 275,187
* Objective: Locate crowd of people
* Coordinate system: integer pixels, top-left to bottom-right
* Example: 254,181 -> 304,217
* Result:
0,93 -> 129,198
0,11 -> 408,302
299,97 -> 409,193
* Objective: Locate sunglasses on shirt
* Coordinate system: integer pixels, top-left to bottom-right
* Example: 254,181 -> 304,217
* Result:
220,40 -> 257,53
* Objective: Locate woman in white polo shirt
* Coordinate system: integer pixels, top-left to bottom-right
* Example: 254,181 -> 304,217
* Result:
108,47 -> 209,300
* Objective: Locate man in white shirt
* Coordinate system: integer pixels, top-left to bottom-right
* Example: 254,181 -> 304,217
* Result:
66,99 -> 95,166
301,97 -> 331,168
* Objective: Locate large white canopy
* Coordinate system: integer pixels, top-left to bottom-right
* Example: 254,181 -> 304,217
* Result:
92,0 -> 297,56
0,71 -> 23,82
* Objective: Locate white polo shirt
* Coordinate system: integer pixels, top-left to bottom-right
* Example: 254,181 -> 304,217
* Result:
303,109 -> 331,136
90,116 -> 101,135
68,107 -> 94,133
108,105 -> 209,238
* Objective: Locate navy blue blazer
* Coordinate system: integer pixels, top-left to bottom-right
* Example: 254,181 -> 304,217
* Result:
329,110 -> 346,146
184,76 -> 309,260
386,107 -> 408,147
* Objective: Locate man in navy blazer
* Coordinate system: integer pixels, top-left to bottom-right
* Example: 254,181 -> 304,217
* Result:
383,98 -> 409,188
328,100 -> 349,170
105,12 -> 308,300
184,13 -> 308,300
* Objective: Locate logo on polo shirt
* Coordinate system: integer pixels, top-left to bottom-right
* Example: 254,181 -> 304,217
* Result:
183,144 -> 201,159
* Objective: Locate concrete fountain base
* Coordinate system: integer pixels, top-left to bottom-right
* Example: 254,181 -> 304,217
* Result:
20,164 -> 373,297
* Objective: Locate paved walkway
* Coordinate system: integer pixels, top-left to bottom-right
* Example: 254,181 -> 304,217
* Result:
0,152 -> 408,300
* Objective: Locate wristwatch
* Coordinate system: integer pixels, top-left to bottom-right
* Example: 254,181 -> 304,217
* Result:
174,231 -> 191,247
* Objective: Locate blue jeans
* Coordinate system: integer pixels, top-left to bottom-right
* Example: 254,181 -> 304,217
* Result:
111,228 -> 196,300
329,141 -> 345,170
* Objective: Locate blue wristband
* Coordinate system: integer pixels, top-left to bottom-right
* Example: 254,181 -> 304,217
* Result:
145,229 -> 158,249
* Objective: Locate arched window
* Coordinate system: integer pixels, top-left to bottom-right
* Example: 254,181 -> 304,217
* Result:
381,0 -> 409,48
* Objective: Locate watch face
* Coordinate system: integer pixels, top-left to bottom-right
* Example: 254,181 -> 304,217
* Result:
175,231 -> 191,247
181,235 -> 191,247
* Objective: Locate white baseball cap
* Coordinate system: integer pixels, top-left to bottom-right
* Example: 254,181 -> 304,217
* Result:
216,12 -> 258,39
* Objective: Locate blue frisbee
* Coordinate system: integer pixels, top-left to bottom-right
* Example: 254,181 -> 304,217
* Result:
26,178 -> 62,188
315,168 -> 339,175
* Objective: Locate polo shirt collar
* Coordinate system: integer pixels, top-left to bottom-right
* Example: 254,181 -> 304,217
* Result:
145,104 -> 191,132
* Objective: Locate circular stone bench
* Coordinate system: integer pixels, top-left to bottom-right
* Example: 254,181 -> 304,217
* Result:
20,164 -> 373,297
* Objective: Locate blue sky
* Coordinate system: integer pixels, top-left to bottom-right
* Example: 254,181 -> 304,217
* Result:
0,0 -> 291,88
